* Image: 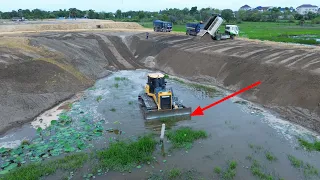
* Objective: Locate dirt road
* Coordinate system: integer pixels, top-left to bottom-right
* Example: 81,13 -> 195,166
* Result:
1,31 -> 320,135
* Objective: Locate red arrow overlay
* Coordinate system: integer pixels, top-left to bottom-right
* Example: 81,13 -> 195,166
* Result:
191,81 -> 261,116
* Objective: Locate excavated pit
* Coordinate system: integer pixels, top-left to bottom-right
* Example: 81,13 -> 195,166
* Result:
1,31 -> 320,135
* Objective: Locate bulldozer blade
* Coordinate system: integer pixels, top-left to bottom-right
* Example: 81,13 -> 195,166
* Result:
141,106 -> 192,121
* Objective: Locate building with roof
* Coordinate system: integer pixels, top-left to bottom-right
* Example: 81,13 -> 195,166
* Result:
296,4 -> 318,15
239,5 -> 251,11
254,6 -> 272,12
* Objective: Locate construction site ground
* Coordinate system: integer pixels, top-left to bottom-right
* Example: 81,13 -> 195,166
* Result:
0,21 -> 320,179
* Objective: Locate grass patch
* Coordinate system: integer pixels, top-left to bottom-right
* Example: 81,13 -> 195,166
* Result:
169,77 -> 218,97
128,101 -> 133,105
114,77 -> 128,81
287,154 -> 319,178
246,157 -> 275,180
214,166 -> 221,174
96,96 -> 102,102
96,135 -> 156,171
170,77 -> 186,84
168,168 -> 182,179
287,155 -> 303,168
113,83 -> 119,88
21,140 -> 30,146
222,160 -> 237,180
298,138 -> 320,151
265,152 -> 277,162
166,127 -> 207,149
110,108 -> 116,112
164,74 -> 169,79
1,153 -> 88,180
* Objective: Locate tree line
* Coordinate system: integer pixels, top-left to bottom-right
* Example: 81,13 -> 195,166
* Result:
0,7 -> 319,24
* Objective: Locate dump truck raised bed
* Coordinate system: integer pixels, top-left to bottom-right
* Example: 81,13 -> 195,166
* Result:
197,14 -> 239,40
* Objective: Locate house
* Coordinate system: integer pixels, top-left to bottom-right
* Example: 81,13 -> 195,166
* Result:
254,6 -> 272,12
296,4 -> 318,15
240,5 -> 251,11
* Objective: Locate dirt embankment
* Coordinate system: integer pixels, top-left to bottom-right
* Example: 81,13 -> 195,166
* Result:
1,31 -> 320,135
0,32 -> 143,134
128,33 -> 320,133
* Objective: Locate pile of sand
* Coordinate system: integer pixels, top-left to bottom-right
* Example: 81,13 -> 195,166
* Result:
0,21 -> 143,33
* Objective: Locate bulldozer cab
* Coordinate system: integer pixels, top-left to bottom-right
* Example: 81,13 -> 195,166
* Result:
147,73 -> 166,94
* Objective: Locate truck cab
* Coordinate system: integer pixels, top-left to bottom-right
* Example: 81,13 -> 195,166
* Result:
225,25 -> 239,37
186,22 -> 204,36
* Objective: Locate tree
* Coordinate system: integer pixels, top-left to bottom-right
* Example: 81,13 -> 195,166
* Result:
221,9 -> 234,22
116,9 -> 122,18
138,11 -> 145,19
99,12 -> 105,19
190,6 -> 197,15
294,13 -> 303,20
69,8 -> 77,19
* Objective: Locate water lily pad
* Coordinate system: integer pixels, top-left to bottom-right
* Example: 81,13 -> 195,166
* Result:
51,120 -> 57,126
1,162 -> 10,168
0,170 -> 9,175
4,163 -> 18,171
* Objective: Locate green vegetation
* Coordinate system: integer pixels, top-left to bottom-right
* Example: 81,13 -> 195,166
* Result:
168,168 -> 182,179
249,159 -> 274,180
237,22 -> 320,45
223,160 -> 237,180
265,151 -> 277,162
214,166 -> 222,174
21,140 -> 30,146
97,135 -> 156,171
166,127 -> 207,149
169,77 -> 218,97
164,74 -> 170,79
298,138 -> 320,151
110,108 -> 116,112
96,95 -> 102,102
1,153 -> 88,180
288,155 -> 303,168
114,77 -> 128,81
113,83 -> 119,88
287,155 -> 319,178
128,101 -> 133,105
2,135 -> 157,179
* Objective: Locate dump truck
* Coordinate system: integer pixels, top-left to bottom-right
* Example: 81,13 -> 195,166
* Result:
197,14 -> 239,40
138,73 -> 191,120
153,20 -> 172,32
185,22 -> 204,36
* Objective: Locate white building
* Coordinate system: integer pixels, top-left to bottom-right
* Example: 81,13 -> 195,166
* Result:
296,4 -> 318,15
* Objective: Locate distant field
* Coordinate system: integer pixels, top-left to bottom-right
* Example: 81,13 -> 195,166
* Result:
140,21 -> 320,45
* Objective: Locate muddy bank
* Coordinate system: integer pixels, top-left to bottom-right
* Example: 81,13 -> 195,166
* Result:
0,32 -> 142,134
1,31 -> 320,135
128,33 -> 320,133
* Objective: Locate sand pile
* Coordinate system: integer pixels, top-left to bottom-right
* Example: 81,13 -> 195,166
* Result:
0,21 -> 143,33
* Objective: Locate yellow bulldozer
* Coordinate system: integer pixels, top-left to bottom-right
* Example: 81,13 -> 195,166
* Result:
138,73 -> 191,120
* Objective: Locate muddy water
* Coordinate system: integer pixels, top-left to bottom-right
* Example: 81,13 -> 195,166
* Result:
1,69 -> 320,180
